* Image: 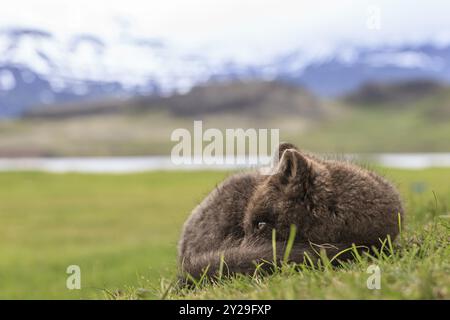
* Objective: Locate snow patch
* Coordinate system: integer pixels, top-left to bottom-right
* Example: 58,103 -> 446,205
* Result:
365,51 -> 444,70
0,69 -> 16,91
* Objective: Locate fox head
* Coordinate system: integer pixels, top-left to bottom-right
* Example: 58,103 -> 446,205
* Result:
243,143 -> 403,245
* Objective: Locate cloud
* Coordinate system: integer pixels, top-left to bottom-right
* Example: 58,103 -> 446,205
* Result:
1,0 -> 450,60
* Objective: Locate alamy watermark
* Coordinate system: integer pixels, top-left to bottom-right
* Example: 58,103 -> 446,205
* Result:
66,265 -> 81,290
366,264 -> 381,290
366,5 -> 381,30
171,121 -> 280,171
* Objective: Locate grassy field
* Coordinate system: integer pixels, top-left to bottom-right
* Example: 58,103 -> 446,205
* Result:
0,168 -> 449,299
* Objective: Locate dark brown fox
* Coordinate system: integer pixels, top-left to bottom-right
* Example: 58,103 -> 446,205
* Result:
178,143 -> 404,278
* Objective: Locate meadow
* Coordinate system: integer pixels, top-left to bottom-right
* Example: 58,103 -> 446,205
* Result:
0,168 -> 448,299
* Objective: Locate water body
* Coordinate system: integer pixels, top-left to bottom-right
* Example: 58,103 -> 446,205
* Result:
0,154 -> 449,173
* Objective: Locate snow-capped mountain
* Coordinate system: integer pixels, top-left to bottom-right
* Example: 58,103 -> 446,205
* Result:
1,27 -> 450,117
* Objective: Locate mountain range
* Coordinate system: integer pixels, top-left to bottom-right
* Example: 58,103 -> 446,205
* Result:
1,27 -> 450,117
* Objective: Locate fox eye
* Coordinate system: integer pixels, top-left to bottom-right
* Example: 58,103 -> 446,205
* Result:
257,222 -> 267,230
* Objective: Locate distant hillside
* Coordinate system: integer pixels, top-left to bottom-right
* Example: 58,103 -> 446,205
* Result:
344,79 -> 444,106
24,80 -> 324,120
0,78 -> 449,157
420,87 -> 450,121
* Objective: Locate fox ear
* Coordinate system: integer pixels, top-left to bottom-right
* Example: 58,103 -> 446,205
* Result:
276,149 -> 314,185
275,142 -> 299,163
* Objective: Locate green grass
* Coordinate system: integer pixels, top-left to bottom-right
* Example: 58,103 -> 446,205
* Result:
0,168 -> 449,299
0,171 -> 227,299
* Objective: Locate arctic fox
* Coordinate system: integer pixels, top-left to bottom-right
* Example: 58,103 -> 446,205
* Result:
178,143 -> 404,278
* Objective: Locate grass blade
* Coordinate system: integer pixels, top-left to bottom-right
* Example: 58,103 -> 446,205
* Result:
272,228 -> 277,268
283,224 -> 297,264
